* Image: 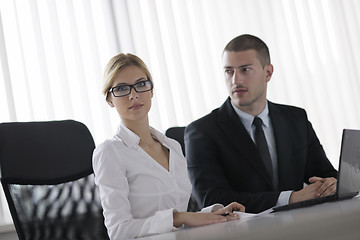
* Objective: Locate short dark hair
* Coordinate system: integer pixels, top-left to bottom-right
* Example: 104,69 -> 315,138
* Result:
223,34 -> 271,67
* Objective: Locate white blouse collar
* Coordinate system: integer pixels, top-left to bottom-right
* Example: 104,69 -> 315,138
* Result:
114,123 -> 168,148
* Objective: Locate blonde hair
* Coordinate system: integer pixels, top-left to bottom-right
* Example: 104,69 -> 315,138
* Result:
102,53 -> 153,99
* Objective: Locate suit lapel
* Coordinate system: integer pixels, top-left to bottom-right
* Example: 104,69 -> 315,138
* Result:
268,102 -> 292,189
217,98 -> 273,188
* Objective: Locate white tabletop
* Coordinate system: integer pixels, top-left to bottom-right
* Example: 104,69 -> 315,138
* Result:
138,196 -> 360,240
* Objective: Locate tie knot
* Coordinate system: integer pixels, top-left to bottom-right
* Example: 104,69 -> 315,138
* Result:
253,117 -> 263,128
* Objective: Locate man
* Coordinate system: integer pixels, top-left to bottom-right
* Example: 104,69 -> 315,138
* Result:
184,34 -> 337,213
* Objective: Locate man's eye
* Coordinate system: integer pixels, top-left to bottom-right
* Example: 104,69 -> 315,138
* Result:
242,67 -> 250,72
225,70 -> 233,74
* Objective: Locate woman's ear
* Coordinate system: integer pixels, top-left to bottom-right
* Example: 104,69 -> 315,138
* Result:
107,100 -> 114,107
106,93 -> 115,107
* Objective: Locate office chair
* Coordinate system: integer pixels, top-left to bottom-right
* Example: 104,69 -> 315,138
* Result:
165,127 -> 186,156
165,126 -> 200,212
0,120 -> 109,240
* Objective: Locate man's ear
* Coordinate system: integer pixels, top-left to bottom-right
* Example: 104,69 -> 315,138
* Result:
265,64 -> 274,82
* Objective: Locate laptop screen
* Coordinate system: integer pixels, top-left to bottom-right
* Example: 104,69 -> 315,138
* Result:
337,129 -> 360,197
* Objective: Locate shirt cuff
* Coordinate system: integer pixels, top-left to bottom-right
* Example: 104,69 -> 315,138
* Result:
276,191 -> 293,206
200,203 -> 224,213
146,208 -> 178,235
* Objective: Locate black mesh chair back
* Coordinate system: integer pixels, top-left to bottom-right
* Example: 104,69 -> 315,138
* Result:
165,127 -> 186,156
165,126 -> 199,212
0,120 -> 109,240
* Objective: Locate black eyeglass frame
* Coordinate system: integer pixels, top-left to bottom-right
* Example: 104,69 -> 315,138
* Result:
108,79 -> 153,97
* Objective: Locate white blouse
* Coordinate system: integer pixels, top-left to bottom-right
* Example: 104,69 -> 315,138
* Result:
93,124 -> 220,239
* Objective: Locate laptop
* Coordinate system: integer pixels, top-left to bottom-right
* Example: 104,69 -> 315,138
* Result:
272,129 -> 360,212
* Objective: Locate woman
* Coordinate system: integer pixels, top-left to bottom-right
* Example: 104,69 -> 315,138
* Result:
92,53 -> 245,239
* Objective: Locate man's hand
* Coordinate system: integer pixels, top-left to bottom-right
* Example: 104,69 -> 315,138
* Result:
309,176 -> 337,197
289,176 -> 337,203
289,181 -> 322,203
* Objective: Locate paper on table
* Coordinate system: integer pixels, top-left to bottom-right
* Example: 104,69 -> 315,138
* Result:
234,208 -> 273,222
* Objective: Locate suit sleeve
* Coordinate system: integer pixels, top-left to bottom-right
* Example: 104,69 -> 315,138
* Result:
304,119 -> 338,181
185,122 -> 280,213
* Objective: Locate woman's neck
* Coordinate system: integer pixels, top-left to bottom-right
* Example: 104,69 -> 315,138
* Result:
122,117 -> 155,146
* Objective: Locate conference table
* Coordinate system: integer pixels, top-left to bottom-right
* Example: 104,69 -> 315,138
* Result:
138,196 -> 360,240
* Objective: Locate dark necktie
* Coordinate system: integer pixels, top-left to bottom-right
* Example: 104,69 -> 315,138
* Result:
253,117 -> 275,188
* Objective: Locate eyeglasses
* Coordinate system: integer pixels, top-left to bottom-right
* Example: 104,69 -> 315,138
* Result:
108,79 -> 153,97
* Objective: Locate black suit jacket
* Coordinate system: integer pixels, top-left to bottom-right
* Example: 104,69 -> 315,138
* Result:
184,98 -> 337,213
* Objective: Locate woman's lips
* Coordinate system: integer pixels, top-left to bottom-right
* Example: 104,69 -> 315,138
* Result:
129,103 -> 143,110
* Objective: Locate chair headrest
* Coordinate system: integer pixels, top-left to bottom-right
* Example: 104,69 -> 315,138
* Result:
0,120 -> 95,183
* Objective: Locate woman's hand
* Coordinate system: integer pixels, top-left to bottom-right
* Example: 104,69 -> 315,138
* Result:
173,202 -> 245,228
214,202 -> 246,215
173,212 -> 225,227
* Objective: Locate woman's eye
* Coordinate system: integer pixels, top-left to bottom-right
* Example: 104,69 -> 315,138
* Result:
115,86 -> 128,92
136,81 -> 146,87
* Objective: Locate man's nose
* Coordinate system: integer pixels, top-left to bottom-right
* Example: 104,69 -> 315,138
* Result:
232,70 -> 243,85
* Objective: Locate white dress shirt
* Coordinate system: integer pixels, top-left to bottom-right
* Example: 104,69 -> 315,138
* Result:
93,123 -> 222,239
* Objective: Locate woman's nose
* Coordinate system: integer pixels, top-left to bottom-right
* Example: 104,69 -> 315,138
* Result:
128,87 -> 139,99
